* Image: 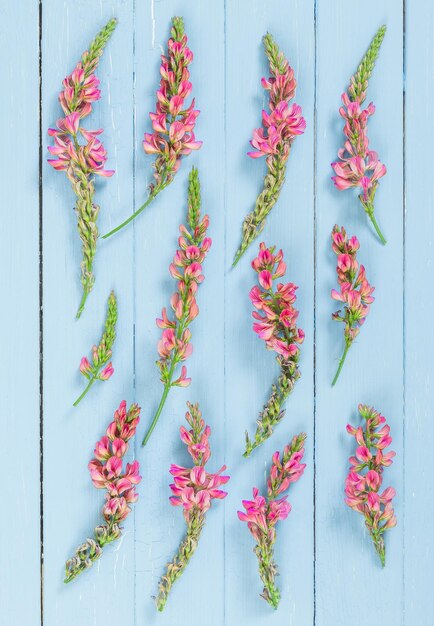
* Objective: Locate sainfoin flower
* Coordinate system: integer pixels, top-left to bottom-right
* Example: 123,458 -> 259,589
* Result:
233,33 -> 305,267
331,25 -> 387,244
48,18 -> 117,318
331,225 -> 374,385
155,403 -> 229,611
238,433 -> 306,609
345,404 -> 396,566
141,168 -> 211,446
103,16 -> 201,239
244,243 -> 304,456
73,291 -> 117,406
64,401 -> 141,583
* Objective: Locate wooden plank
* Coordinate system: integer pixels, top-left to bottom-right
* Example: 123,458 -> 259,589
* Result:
404,1 -> 434,623
315,2 -> 404,623
132,2 -> 226,623
0,1 -> 41,624
225,1 -> 315,624
42,2 -> 136,624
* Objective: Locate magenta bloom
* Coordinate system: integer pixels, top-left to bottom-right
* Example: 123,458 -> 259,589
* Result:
156,403 -> 229,611
345,404 -> 396,566
233,33 -> 306,267
65,401 -> 141,583
331,225 -> 374,385
244,243 -> 304,456
48,18 -> 117,318
142,168 -> 211,446
331,25 -> 387,244
143,23 -> 201,183
238,433 -> 306,608
103,16 -> 201,239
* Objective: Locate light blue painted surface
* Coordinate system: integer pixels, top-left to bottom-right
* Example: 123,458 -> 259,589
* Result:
1,1 -> 433,625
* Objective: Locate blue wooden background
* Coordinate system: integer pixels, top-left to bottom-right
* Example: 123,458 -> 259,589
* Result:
2,0 -> 433,624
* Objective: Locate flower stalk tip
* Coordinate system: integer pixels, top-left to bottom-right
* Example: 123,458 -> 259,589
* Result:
74,290 -> 117,406
142,168 -> 211,446
48,19 -> 116,317
238,434 -> 306,608
155,403 -> 229,610
330,226 -> 374,385
103,15 -> 201,239
244,244 -> 304,456
345,404 -> 396,566
64,401 -> 141,582
332,25 -> 387,244
233,34 -> 305,267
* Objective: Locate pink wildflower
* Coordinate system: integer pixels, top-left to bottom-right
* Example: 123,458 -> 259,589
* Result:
48,18 -> 117,317
238,433 -> 306,609
65,401 -> 141,583
331,226 -> 374,385
156,403 -> 229,611
244,243 -> 304,456
331,26 -> 387,244
345,404 -> 396,566
103,16 -> 201,239
233,33 -> 305,266
73,291 -> 117,407
142,169 -> 211,446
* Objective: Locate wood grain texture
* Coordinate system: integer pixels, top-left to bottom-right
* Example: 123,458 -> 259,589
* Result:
225,1 -> 315,624
42,2 -> 136,624
2,0 -> 433,625
404,1 -> 434,624
0,2 -> 41,624
315,2 -> 404,625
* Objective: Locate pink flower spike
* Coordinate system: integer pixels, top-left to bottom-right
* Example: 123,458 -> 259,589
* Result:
233,33 -> 305,267
47,19 -> 117,317
65,401 -> 141,583
245,243 -> 304,456
73,292 -> 117,407
239,433 -> 306,609
331,225 -> 374,386
103,16 -> 201,240
331,26 -> 387,244
345,404 -> 396,567
156,403 -> 229,611
143,169 -> 210,447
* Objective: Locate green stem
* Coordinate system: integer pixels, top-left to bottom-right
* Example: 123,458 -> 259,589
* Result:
142,381 -> 172,446
76,286 -> 90,319
332,342 -> 351,386
73,376 -> 96,407
370,527 -> 386,567
367,211 -> 387,245
102,190 -> 160,239
232,248 -> 244,268
103,174 -> 172,239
